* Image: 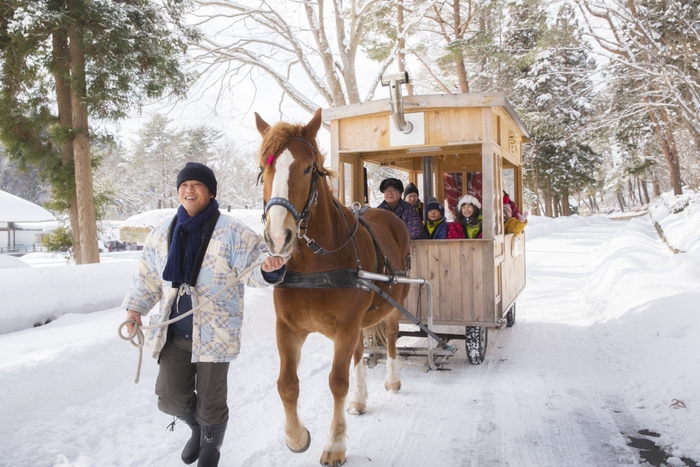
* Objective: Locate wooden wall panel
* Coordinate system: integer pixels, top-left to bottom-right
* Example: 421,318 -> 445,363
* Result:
338,116 -> 390,150
405,239 -> 497,326
501,233 -> 527,312
339,108 -> 488,151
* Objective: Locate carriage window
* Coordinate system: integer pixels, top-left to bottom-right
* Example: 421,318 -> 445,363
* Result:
344,162 -> 353,206
503,168 -> 515,202
444,172 -> 462,220
443,171 -> 482,220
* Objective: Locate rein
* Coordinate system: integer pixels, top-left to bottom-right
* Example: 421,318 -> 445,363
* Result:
117,261 -> 263,384
301,200 -> 362,256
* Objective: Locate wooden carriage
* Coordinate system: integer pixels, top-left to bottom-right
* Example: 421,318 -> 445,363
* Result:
323,92 -> 530,365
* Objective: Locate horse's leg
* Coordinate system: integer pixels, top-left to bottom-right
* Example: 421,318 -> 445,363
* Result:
320,329 -> 357,466
384,309 -> 402,392
347,330 -> 368,415
276,320 -> 310,453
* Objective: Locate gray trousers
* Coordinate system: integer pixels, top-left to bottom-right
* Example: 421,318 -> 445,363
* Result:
155,335 -> 230,426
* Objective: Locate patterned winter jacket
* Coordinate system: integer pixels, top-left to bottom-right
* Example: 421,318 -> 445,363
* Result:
122,215 -> 279,363
377,199 -> 426,239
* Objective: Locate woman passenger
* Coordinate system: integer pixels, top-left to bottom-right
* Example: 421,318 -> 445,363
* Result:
447,194 -> 483,239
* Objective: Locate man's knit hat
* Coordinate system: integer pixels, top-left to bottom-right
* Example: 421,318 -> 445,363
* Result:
379,178 -> 404,193
404,182 -> 419,198
177,162 -> 217,197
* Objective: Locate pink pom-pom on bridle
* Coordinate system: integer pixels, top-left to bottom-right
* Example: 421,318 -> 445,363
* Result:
267,153 -> 275,165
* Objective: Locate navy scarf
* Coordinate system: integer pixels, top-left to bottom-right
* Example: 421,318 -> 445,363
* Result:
162,199 -> 219,284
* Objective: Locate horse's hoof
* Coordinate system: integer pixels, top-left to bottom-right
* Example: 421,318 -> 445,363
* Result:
320,450 -> 346,466
385,380 -> 401,392
287,428 -> 311,453
347,402 -> 366,415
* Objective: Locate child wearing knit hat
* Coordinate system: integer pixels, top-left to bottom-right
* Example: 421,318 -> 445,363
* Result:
422,197 -> 448,239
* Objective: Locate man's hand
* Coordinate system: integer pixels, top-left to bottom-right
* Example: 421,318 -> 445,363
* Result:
125,309 -> 143,336
262,255 -> 286,272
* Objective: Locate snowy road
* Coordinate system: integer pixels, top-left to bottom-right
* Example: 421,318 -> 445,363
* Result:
2,215 -> 698,467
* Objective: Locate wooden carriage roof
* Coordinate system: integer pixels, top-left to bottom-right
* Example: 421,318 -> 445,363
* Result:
323,92 -> 531,142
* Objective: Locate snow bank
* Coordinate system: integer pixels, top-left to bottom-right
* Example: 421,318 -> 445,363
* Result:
648,190 -> 700,253
524,213 -> 613,240
0,260 -> 137,335
586,215 -> 700,461
0,255 -> 31,269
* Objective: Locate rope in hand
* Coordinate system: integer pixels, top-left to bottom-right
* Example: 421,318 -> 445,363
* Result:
117,261 -> 264,384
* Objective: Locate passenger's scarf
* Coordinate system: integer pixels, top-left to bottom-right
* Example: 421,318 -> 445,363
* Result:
389,199 -> 405,217
425,218 -> 444,237
162,199 -> 219,284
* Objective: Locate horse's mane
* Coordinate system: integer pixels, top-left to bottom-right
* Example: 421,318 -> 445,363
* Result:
257,121 -> 336,178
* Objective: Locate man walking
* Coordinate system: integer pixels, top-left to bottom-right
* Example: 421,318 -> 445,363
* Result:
122,162 -> 285,467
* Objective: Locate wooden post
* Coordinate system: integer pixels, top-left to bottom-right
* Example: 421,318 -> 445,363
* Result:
329,118 -> 341,197
481,108 -> 494,239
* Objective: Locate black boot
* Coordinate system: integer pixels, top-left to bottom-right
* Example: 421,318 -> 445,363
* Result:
178,410 -> 201,465
197,420 -> 227,467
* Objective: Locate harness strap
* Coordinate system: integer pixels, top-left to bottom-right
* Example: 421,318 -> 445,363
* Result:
276,269 -> 368,289
301,201 -> 362,256
358,215 -> 395,277
358,278 -> 453,351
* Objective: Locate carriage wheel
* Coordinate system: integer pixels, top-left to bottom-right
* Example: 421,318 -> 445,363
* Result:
506,303 -> 516,327
465,326 -> 488,365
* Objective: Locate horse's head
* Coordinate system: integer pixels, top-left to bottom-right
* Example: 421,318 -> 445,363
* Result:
255,108 -> 325,258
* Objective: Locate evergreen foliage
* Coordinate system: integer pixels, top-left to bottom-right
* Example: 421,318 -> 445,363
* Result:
0,0 -> 198,261
502,2 -> 602,215
42,224 -> 73,260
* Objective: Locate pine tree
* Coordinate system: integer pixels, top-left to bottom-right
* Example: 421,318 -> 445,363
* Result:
504,2 -> 601,216
0,0 -> 197,263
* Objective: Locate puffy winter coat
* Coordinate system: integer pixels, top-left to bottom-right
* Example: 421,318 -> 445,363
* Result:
423,218 -> 448,239
447,215 -> 483,239
122,215 -> 278,363
377,199 -> 426,239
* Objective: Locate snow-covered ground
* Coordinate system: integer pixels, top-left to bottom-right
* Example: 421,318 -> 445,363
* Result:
0,197 -> 698,467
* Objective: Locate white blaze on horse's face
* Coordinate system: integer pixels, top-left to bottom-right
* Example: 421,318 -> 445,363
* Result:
266,149 -> 297,256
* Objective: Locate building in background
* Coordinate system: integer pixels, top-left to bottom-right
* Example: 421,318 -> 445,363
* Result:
0,190 -> 56,254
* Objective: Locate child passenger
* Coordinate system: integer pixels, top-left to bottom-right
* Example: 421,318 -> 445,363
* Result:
447,194 -> 483,239
423,198 -> 448,239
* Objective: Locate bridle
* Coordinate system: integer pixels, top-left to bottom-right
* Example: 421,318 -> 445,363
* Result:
260,136 -> 327,228
259,136 -> 361,256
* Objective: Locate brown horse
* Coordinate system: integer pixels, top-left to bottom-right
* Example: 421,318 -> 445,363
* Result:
255,108 -> 412,466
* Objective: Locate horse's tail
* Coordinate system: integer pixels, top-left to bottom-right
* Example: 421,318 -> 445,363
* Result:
363,320 -> 388,348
